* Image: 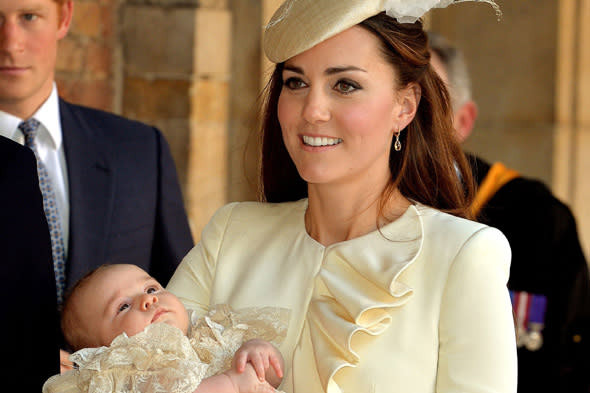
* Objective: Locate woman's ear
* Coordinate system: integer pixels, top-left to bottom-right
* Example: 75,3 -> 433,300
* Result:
395,83 -> 421,129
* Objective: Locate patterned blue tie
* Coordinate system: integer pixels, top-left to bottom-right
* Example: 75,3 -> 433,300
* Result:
19,119 -> 66,306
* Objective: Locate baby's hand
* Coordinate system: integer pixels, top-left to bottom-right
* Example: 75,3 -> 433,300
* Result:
224,364 -> 277,393
233,339 -> 283,386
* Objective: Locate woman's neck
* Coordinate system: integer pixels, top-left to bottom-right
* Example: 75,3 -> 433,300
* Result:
305,182 -> 410,247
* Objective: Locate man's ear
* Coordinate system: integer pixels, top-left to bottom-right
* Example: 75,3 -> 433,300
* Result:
396,83 -> 421,130
57,0 -> 74,40
453,100 -> 478,143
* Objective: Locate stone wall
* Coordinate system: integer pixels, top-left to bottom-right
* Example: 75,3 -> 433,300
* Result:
57,0 -> 234,241
56,0 -> 115,112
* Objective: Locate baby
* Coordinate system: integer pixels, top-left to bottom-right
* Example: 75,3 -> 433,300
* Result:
44,264 -> 287,393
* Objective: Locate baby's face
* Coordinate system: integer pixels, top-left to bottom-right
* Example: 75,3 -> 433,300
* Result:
75,264 -> 189,347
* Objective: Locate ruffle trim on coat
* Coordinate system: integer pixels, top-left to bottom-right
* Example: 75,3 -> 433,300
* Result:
309,204 -> 424,393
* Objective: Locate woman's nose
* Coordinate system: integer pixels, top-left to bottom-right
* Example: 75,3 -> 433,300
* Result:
302,88 -> 331,123
140,293 -> 158,311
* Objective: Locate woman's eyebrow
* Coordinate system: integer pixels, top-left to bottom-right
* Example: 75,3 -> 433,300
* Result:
283,65 -> 304,74
325,66 -> 367,75
283,65 -> 367,75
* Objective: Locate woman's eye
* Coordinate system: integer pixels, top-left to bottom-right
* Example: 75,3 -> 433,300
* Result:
284,77 -> 306,90
118,303 -> 130,313
335,80 -> 359,94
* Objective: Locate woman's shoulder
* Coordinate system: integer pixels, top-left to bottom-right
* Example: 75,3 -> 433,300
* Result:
210,199 -> 308,224
414,205 -> 511,274
197,199 -> 308,243
416,204 -> 482,229
415,204 -> 507,245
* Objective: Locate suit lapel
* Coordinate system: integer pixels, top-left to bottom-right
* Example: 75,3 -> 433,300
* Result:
60,99 -> 114,284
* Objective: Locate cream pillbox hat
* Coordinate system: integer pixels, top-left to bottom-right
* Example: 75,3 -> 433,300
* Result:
263,0 -> 500,63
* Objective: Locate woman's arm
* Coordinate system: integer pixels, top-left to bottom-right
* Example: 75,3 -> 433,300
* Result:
437,227 -> 517,393
167,203 -> 239,312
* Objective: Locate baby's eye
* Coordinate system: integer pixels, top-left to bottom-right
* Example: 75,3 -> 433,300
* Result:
118,303 -> 130,313
284,77 -> 307,90
334,80 -> 360,94
146,286 -> 159,294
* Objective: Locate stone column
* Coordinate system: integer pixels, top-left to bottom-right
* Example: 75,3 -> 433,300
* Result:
261,0 -> 283,85
227,0 -> 264,203
189,3 -> 232,240
554,1 -> 590,259
226,0 -> 284,204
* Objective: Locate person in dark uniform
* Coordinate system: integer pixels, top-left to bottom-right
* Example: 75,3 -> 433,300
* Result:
0,136 -> 60,391
428,31 -> 590,393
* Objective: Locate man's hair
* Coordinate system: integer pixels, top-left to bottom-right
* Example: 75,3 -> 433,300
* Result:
427,31 -> 472,110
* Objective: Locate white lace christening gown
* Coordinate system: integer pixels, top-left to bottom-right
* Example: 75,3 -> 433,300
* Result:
43,305 -> 290,393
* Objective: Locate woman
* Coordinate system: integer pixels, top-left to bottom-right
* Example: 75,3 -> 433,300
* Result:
168,0 -> 517,392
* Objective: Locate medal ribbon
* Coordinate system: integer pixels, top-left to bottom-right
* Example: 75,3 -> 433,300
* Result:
509,290 -> 547,349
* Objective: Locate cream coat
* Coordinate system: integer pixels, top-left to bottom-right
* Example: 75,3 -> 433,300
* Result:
167,200 -> 518,393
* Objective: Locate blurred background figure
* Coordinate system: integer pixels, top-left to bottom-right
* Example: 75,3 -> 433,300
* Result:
428,30 -> 590,393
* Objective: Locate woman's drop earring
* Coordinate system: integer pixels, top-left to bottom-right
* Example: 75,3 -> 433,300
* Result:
394,129 -> 402,151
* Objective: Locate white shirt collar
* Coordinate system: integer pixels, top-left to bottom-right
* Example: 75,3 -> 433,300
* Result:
0,83 -> 62,149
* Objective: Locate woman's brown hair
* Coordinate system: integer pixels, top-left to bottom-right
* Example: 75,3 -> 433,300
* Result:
259,13 -> 475,220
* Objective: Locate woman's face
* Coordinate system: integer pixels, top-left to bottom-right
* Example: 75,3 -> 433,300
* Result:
277,25 -> 414,189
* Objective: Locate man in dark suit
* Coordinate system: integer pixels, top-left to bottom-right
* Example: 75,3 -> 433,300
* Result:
0,0 -> 194,372
428,31 -> 590,393
0,136 -> 60,391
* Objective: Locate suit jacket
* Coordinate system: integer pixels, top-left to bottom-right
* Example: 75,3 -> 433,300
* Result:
168,200 -> 518,393
469,154 -> 590,393
0,136 -> 60,391
59,98 -> 194,290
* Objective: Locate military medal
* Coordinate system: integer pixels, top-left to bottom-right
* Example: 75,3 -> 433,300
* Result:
525,295 -> 547,351
526,324 -> 543,351
510,291 -> 547,351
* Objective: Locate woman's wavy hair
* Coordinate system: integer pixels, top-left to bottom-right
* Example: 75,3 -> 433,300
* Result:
258,12 -> 475,220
